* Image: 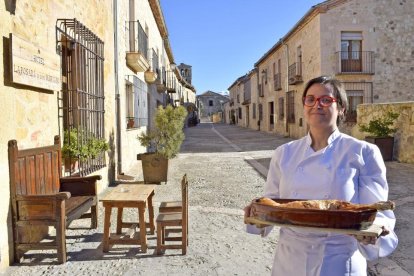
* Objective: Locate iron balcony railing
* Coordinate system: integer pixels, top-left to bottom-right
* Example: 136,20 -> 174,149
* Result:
336,51 -> 374,74
149,48 -> 158,72
288,62 -> 303,84
274,73 -> 282,91
156,66 -> 166,85
126,20 -> 148,59
166,70 -> 176,92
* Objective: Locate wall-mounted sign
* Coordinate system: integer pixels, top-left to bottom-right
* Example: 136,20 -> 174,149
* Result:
10,33 -> 61,91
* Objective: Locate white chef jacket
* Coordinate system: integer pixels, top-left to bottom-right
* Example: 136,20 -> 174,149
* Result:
247,130 -> 398,276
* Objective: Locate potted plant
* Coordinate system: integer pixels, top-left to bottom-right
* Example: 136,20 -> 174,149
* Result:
62,128 -> 109,171
127,117 -> 135,129
359,111 -> 399,161
137,105 -> 187,183
87,135 -> 109,159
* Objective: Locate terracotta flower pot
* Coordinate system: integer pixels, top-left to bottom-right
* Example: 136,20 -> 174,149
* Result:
365,136 -> 394,161
137,153 -> 168,184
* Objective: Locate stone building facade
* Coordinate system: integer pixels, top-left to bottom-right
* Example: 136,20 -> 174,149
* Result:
0,0 -> 196,270
0,1 -> 115,269
227,0 -> 414,143
227,70 -> 259,129
197,91 -> 229,121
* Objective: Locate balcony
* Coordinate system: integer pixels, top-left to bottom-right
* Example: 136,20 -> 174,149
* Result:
125,20 -> 149,73
155,67 -> 167,93
166,70 -> 176,93
288,62 -> 303,85
274,73 -> 282,91
336,51 -> 374,74
144,48 -> 158,84
242,99 -> 251,105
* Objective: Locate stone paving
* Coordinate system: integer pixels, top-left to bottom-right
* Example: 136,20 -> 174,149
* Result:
3,123 -> 414,276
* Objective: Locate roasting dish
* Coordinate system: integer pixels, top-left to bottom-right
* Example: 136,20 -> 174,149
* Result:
249,198 -> 379,230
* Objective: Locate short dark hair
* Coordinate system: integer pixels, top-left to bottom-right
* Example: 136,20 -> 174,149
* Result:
302,76 -> 348,123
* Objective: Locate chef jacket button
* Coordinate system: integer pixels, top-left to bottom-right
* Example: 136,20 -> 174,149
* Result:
323,194 -> 329,199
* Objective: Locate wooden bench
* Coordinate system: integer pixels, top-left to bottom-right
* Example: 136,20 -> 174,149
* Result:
8,136 -> 101,264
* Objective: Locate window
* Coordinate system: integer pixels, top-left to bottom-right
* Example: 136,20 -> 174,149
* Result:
278,97 -> 285,120
287,91 -> 295,123
209,100 -> 214,106
57,19 -> 105,176
238,107 -> 242,119
274,59 -> 282,91
341,32 -> 362,72
269,102 -> 274,125
126,82 -> 134,128
346,90 -> 363,122
258,104 -> 263,121
278,59 -> 281,74
252,103 -> 256,119
125,75 -> 148,129
244,78 -> 251,102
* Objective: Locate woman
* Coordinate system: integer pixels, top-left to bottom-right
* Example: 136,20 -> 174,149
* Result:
245,76 -> 398,275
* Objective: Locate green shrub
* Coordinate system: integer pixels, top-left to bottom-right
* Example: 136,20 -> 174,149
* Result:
138,105 -> 187,159
62,128 -> 109,160
359,111 -> 399,137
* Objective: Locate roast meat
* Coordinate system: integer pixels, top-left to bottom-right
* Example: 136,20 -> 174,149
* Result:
256,197 -> 395,211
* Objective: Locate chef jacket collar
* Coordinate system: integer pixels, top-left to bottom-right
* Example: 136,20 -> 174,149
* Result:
305,128 -> 341,147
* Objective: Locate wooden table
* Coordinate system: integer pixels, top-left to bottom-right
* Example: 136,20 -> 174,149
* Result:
100,184 -> 156,252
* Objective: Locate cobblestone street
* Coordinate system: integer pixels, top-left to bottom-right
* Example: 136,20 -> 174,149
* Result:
4,123 -> 414,276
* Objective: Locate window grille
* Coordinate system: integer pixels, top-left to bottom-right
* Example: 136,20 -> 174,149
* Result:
278,97 -> 285,120
56,18 -> 105,176
125,75 -> 148,128
252,103 -> 256,119
258,104 -> 263,121
342,81 -> 373,122
269,101 -> 274,125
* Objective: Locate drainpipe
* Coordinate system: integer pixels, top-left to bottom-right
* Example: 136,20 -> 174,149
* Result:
113,0 -> 122,175
283,41 -> 290,135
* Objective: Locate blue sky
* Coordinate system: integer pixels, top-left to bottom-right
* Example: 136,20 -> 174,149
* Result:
160,0 -> 322,95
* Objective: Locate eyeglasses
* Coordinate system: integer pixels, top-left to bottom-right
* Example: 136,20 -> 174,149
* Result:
303,95 -> 337,107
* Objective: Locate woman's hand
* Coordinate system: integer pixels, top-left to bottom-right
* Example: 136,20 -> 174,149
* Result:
353,226 -> 389,245
243,204 -> 253,224
355,235 -> 377,245
244,203 -> 266,228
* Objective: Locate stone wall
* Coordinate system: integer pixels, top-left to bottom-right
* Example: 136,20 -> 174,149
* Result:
0,0 -> 114,270
372,0 -> 414,103
351,102 -> 414,164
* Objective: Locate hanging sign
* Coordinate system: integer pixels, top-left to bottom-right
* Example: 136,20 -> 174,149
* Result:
10,33 -> 61,91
